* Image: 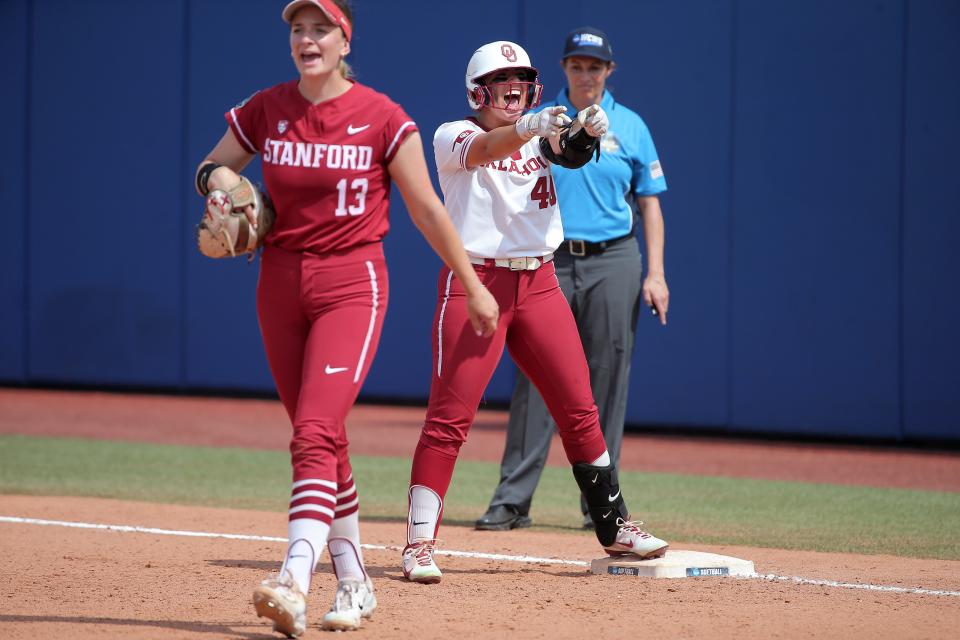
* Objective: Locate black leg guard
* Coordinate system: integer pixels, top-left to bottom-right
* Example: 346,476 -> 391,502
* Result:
571,462 -> 629,547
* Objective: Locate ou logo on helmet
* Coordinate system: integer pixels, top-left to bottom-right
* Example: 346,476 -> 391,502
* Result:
501,44 -> 517,62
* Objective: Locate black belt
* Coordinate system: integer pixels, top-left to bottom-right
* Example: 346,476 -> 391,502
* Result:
556,232 -> 634,257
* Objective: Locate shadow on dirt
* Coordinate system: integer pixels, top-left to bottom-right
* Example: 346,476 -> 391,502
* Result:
0,614 -> 277,638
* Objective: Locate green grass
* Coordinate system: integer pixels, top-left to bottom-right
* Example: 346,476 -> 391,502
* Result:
1,434 -> 958,560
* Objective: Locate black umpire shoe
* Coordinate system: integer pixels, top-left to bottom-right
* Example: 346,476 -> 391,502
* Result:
475,505 -> 532,531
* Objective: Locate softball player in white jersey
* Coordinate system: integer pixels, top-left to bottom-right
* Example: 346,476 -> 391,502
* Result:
402,41 -> 669,584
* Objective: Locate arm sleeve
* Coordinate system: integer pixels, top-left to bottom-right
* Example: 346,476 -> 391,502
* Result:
539,125 -> 600,169
632,120 -> 668,196
383,104 -> 420,164
433,121 -> 481,173
224,91 -> 265,155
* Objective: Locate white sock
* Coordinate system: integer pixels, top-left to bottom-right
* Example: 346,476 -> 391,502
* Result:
590,450 -> 611,467
327,536 -> 366,582
281,518 -> 330,594
407,485 -> 441,543
329,510 -> 365,565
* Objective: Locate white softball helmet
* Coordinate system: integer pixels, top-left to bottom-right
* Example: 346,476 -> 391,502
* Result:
465,41 -> 542,111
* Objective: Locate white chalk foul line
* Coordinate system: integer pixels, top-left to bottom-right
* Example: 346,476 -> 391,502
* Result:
750,573 -> 960,597
0,515 -> 287,542
425,546 -> 587,567
0,516 -> 587,567
2,515 -> 958,597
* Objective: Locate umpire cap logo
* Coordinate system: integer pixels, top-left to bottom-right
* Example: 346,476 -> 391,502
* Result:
573,33 -> 604,48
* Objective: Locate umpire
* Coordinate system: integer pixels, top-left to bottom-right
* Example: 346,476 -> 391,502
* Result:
477,26 -> 669,530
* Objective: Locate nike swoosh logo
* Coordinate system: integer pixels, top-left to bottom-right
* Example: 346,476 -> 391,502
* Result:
325,365 -> 349,374
347,124 -> 370,135
412,521 -> 429,526
331,552 -> 346,558
601,509 -> 613,520
608,490 -> 620,502
590,473 -> 599,484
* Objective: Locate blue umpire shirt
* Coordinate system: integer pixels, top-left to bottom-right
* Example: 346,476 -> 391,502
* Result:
541,89 -> 667,243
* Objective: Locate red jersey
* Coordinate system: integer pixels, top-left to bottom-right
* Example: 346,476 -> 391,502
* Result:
226,81 -> 418,253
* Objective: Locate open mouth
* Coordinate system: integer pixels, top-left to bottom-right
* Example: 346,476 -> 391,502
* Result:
300,52 -> 322,64
503,87 -> 523,110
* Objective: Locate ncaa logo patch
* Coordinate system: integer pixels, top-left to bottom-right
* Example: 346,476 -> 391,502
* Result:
277,120 -> 288,134
573,33 -> 604,48
501,44 -> 517,62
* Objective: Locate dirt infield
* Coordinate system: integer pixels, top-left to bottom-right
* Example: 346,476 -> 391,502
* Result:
2,389 -> 960,638
2,495 -> 959,640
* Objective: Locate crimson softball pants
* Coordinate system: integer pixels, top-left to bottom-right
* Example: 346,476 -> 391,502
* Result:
257,242 -> 388,521
411,260 -> 607,498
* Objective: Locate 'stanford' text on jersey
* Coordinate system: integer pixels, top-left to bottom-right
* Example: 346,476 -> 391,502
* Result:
226,80 -> 417,254
261,139 -> 374,170
433,118 -> 564,259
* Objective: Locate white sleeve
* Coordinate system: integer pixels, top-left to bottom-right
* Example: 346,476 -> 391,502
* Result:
433,121 -> 481,173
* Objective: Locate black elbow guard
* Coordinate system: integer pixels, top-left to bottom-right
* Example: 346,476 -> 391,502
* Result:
539,126 -> 601,169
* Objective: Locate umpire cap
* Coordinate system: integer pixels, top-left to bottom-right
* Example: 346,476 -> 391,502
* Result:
562,27 -> 614,62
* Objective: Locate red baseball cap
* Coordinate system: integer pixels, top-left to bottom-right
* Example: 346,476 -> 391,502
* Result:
282,0 -> 352,41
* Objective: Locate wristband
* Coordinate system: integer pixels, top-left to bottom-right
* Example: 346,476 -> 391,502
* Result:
196,162 -> 222,196
515,116 -> 535,141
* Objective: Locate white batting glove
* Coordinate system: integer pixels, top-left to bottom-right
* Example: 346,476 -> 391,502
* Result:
569,104 -> 610,139
515,106 -> 571,140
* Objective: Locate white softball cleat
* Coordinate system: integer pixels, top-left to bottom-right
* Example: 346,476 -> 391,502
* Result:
320,576 -> 377,631
401,539 -> 442,584
603,518 -> 669,559
252,571 -> 307,638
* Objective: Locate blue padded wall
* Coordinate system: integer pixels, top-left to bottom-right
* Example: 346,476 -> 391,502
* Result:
26,0 -> 186,386
4,0 -> 959,441
729,0 -> 903,437
0,0 -> 28,382
901,0 -> 960,441
182,0 -> 286,391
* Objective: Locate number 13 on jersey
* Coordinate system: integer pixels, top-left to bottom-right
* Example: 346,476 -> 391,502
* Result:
530,176 -> 557,209
335,178 -> 369,216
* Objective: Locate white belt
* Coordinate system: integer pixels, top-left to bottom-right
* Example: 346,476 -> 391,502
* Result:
469,253 -> 554,271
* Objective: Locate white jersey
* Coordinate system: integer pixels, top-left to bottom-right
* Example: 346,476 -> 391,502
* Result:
433,119 -> 563,259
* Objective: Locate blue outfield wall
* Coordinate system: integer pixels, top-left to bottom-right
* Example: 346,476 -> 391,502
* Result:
2,0 -> 958,442
26,0 -> 185,387
730,0 -> 904,438
0,0 -> 28,382
183,0 -> 285,392
901,0 -> 960,440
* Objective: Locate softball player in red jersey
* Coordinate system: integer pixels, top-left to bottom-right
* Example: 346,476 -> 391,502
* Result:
195,1 -> 497,635
401,41 -> 669,584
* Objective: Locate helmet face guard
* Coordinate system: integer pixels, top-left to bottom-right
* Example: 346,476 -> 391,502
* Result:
470,79 -> 543,111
